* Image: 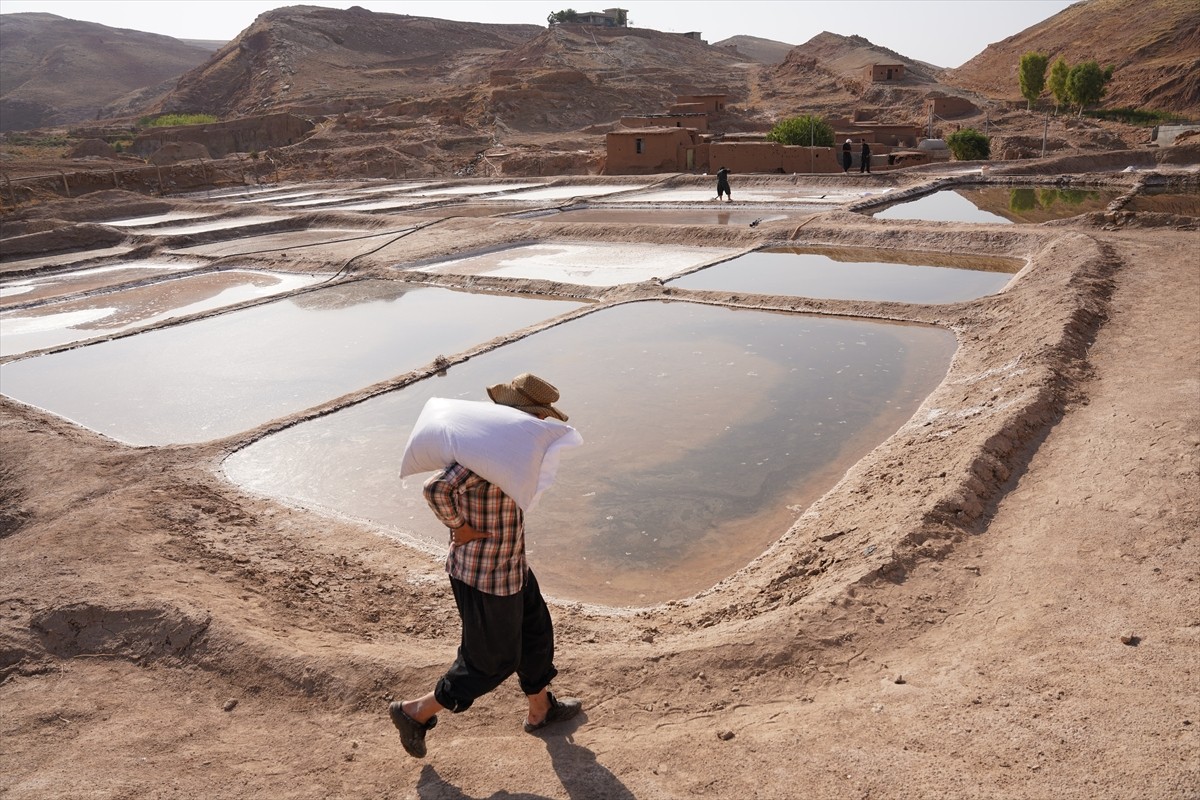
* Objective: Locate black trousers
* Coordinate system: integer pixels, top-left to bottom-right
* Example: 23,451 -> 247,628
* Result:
434,569 -> 557,713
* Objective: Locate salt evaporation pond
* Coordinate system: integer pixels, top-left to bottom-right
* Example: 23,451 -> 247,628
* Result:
101,211 -> 216,227
411,242 -> 740,286
517,207 -> 800,226
0,269 -> 325,357
871,186 -> 1120,224
0,283 -> 581,444
224,300 -> 956,606
0,261 -> 196,305
605,186 -> 883,205
670,246 -> 1021,303
168,228 -> 393,257
132,216 -> 281,236
493,184 -> 648,201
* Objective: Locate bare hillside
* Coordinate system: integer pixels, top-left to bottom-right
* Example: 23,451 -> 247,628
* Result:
947,0 -> 1200,115
0,13 -> 216,131
714,35 -> 796,65
157,5 -> 544,118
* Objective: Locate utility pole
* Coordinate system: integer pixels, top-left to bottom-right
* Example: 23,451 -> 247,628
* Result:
1042,115 -> 1049,158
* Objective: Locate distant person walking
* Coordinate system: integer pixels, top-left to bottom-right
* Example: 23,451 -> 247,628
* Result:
859,141 -> 872,174
716,166 -> 732,202
842,139 -> 852,172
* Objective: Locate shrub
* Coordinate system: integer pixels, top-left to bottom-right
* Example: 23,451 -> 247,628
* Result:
138,113 -> 218,128
945,128 -> 991,161
766,114 -> 834,147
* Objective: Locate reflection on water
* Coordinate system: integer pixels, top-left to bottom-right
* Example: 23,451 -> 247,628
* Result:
224,301 -> 956,605
872,187 -> 1120,224
0,270 -> 324,357
0,283 -> 581,445
669,246 -> 1020,303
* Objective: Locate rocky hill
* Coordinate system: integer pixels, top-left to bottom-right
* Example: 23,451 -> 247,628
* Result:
157,5 -> 544,118
947,0 -> 1200,116
714,35 -> 796,65
0,13 -> 217,131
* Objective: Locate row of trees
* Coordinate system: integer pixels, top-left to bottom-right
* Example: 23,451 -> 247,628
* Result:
766,115 -> 990,161
1019,53 -> 1114,115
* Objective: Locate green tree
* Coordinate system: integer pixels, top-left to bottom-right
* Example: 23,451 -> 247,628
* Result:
1066,61 -> 1114,115
546,9 -> 579,25
945,128 -> 991,161
765,114 -> 834,147
1047,57 -> 1071,114
1018,52 -> 1048,110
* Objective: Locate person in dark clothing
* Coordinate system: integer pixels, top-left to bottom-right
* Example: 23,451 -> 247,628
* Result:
716,166 -> 731,201
842,139 -> 852,172
859,141 -> 872,174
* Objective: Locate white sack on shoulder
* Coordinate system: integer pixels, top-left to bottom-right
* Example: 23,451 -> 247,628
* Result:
400,397 -> 583,512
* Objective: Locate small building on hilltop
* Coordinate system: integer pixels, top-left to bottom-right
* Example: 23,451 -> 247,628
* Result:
866,63 -> 906,82
555,8 -> 628,27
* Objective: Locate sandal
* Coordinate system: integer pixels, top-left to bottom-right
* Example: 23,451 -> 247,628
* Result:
523,691 -> 582,734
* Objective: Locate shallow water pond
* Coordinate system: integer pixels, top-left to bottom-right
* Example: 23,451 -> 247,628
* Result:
872,186 -> 1120,224
669,246 -> 1021,303
0,269 -> 324,357
224,300 -> 956,606
410,241 -> 740,286
0,283 -> 581,444
0,261 -> 196,306
516,207 -> 804,226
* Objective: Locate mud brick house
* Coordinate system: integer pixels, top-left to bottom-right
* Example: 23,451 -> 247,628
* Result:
605,127 -> 703,173
866,63 -> 906,82
620,112 -> 709,132
671,94 -> 728,114
926,95 -> 979,119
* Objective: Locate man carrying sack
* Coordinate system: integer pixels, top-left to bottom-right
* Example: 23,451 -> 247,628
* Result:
389,373 -> 583,758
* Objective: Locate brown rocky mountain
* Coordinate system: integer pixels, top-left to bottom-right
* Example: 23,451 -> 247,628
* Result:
157,5 -> 544,118
713,35 -> 796,65
0,13 -> 218,131
947,0 -> 1200,116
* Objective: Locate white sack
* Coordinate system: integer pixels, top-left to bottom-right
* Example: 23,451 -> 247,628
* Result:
400,397 -> 583,511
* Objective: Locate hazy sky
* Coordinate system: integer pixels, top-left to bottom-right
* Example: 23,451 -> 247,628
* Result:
1,0 -> 1078,68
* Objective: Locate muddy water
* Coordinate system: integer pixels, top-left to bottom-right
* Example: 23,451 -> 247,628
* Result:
0,283 -> 581,445
872,186 -> 1120,224
411,242 -> 740,286
0,270 -> 325,357
0,261 -> 196,306
223,301 -> 956,606
669,246 -> 1021,303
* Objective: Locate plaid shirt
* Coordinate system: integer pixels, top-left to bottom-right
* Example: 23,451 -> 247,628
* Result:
423,463 -> 527,596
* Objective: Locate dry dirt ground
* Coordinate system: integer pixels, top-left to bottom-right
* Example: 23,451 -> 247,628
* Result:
0,163 -> 1197,799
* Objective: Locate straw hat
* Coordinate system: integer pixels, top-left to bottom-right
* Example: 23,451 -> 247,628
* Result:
487,373 -> 568,421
